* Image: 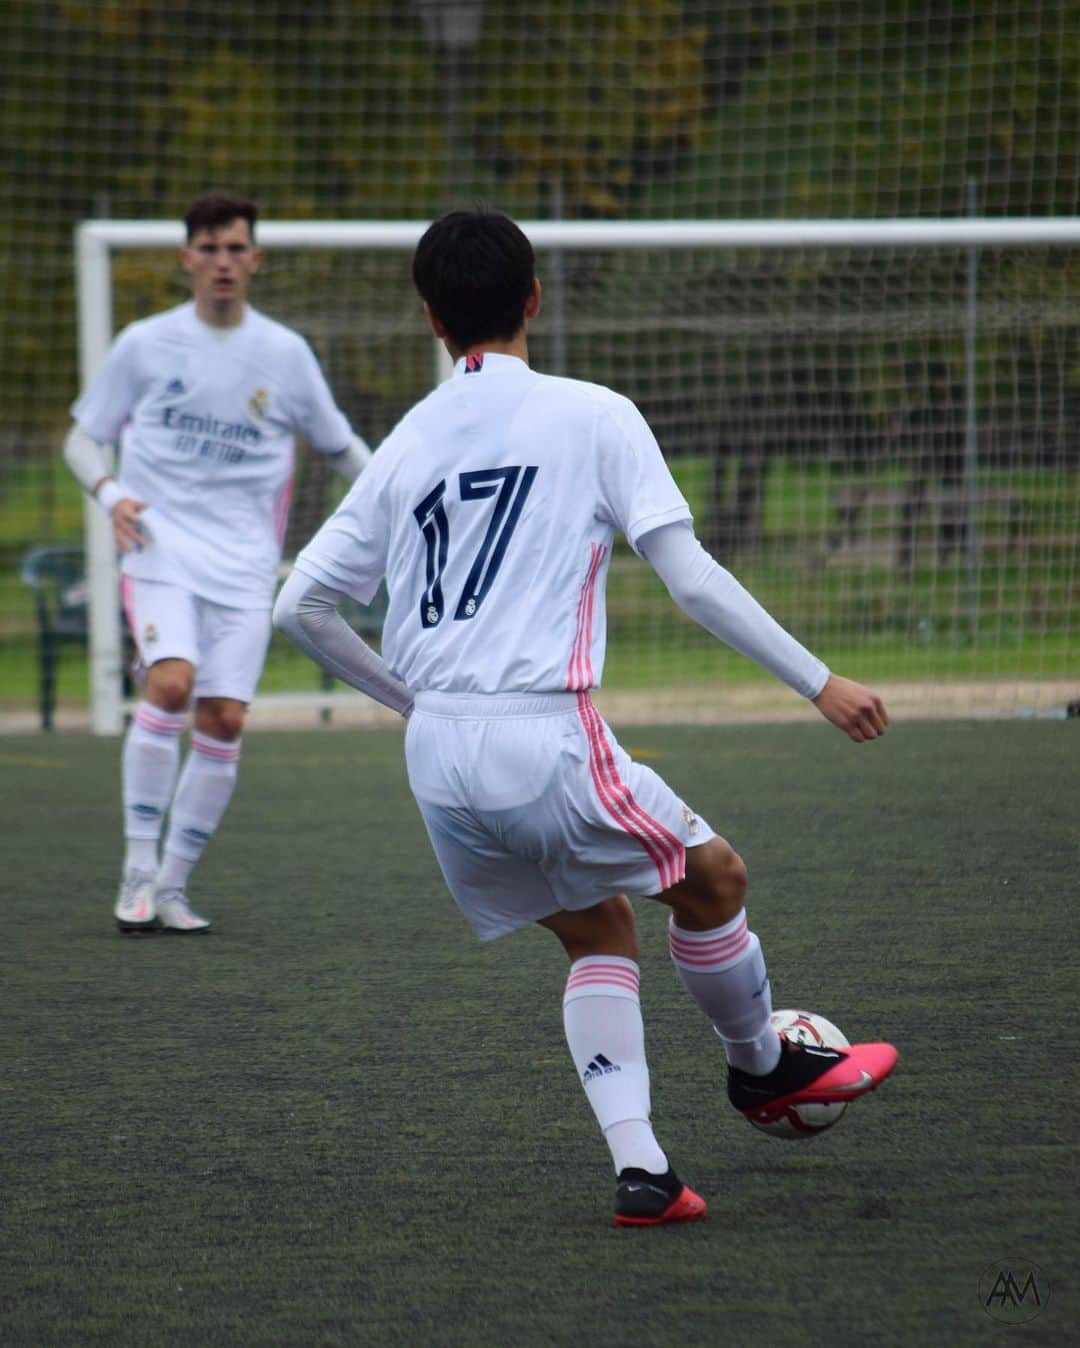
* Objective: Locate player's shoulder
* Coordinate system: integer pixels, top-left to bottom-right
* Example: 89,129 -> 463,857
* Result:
533,371 -> 646,441
103,305 -> 197,378
237,306 -> 329,381
114,302 -> 193,346
536,370 -> 637,415
242,305 -> 311,352
374,410 -> 425,468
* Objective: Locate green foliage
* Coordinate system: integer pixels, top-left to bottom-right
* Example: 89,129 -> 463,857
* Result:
2,0 -> 1077,458
654,1 -> 1080,218
469,1 -> 707,216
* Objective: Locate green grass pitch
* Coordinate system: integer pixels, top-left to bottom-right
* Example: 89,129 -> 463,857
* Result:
1,720 -> 1076,1345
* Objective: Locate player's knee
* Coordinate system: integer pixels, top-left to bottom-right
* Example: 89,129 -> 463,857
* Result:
712,840 -> 748,907
569,894 -> 638,962
598,894 -> 639,960
540,894 -> 639,963
197,700 -> 245,741
676,837 -> 747,926
146,664 -> 192,712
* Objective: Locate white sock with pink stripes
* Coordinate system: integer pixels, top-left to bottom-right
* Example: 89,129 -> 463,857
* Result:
668,911 -> 782,1076
122,701 -> 186,875
562,956 -> 669,1176
157,731 -> 241,890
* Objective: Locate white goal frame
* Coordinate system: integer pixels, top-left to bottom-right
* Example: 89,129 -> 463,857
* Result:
76,216 -> 1080,733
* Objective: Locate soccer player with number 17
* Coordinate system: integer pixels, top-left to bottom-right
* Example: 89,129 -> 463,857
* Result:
274,210 -> 899,1227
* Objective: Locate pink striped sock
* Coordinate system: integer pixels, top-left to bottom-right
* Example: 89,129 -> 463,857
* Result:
562,956 -> 668,1175
159,731 -> 241,882
122,701 -> 186,869
668,912 -> 781,1075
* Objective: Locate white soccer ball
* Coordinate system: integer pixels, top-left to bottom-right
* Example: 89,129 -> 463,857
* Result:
749,1009 -> 851,1140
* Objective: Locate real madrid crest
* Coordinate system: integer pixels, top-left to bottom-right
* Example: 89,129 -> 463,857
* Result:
249,387 -> 268,418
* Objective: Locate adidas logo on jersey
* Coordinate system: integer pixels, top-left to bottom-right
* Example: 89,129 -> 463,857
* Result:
166,377 -> 186,394
582,1053 -> 621,1084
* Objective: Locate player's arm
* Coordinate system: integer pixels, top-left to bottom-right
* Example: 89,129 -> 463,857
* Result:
323,431 -> 374,484
273,568 -> 414,718
638,521 -> 887,742
62,424 -> 146,552
289,336 -> 374,483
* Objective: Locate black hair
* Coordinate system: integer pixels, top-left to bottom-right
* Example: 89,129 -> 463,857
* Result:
184,191 -> 258,242
412,209 -> 535,350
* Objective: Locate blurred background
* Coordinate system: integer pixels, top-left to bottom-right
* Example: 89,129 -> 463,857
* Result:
3,0 -> 1078,730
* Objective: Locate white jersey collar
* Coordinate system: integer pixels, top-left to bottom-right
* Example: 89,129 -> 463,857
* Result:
185,299 -> 255,340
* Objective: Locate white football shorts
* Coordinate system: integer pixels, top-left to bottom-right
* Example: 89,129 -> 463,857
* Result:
121,577 -> 272,703
405,690 -> 716,940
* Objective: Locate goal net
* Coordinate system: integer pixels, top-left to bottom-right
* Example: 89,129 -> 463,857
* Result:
76,218 -> 1080,732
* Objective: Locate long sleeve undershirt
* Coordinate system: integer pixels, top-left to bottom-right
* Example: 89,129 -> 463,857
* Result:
638,521 -> 829,699
272,569 -> 414,718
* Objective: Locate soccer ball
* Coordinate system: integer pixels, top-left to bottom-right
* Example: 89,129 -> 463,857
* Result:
748,1009 -> 851,1139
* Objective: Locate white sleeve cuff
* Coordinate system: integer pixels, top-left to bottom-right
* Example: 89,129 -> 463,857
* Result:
63,423 -> 112,495
95,480 -> 125,515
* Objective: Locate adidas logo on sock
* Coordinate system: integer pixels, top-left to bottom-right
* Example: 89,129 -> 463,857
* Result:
582,1053 -> 621,1084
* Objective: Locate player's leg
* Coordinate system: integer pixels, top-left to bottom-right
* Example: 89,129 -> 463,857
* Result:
540,897 -> 665,1176
410,761 -> 702,1226
656,836 -> 783,1074
154,601 -> 270,932
539,899 -> 706,1228
405,695 -> 704,1225
115,580 -> 197,931
559,698 -> 897,1120
153,696 -> 245,931
652,840 -> 898,1119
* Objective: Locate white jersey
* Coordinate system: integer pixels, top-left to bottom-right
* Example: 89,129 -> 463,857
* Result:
295,351 -> 690,694
72,301 -> 352,610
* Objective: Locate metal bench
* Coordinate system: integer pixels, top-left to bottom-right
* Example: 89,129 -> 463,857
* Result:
18,544 -> 100,731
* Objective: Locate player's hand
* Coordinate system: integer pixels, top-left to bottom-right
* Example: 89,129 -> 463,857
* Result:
811,673 -> 888,743
111,497 -> 148,552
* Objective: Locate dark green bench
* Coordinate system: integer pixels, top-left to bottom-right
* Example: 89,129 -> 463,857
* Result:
18,544 -> 102,731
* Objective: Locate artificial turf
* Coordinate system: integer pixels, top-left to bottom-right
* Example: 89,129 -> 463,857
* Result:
1,720 -> 1075,1345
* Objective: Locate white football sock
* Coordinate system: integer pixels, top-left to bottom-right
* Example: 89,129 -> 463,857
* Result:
160,731 -> 241,885
122,702 -> 185,875
155,850 -> 195,892
668,912 -> 782,1075
562,957 -> 669,1176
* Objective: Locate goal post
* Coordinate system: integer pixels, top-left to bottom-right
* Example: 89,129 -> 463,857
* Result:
76,217 -> 1080,733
